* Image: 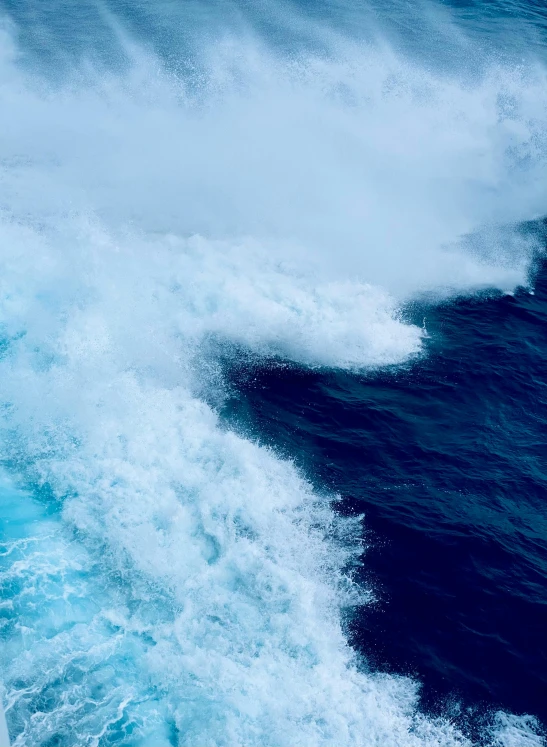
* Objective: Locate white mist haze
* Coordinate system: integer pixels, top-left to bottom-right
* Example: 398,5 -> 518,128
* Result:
2,20 -> 546,299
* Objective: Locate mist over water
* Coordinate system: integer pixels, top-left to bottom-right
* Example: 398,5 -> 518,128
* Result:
0,0 -> 546,744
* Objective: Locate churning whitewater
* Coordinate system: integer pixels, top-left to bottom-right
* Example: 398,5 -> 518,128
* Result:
0,3 -> 546,745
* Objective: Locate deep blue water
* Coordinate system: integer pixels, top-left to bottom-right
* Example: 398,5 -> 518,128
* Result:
225,254 -> 547,733
1,0 -> 547,745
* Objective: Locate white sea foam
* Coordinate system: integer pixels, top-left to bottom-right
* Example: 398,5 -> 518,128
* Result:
0,13 -> 545,746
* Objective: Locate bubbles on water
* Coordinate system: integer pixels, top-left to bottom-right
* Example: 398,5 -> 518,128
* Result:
0,9 -> 546,747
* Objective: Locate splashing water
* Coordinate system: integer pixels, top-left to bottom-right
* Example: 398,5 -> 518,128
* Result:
0,3 -> 546,745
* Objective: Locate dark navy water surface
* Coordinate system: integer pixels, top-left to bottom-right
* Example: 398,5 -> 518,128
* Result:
226,257 -> 547,728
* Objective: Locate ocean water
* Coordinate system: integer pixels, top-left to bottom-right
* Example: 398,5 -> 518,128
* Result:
0,0 -> 546,745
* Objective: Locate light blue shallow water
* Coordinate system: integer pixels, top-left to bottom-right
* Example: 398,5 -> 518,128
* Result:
0,478 -> 175,745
